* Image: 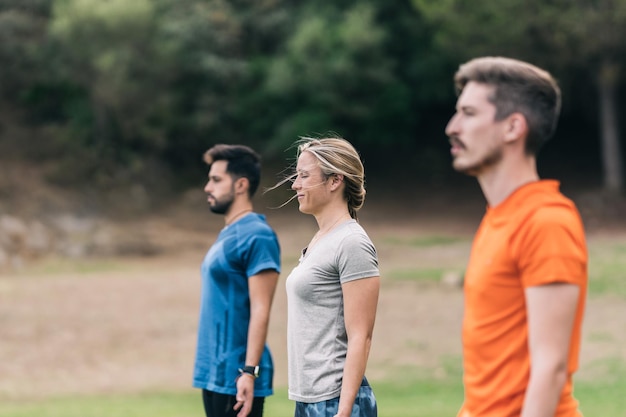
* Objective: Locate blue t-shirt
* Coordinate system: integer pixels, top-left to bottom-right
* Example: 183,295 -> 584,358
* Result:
193,213 -> 281,396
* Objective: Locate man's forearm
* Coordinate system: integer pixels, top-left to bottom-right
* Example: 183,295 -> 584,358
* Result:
521,366 -> 568,417
244,306 -> 271,365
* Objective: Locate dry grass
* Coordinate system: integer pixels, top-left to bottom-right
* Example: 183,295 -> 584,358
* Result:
1,199 -> 625,401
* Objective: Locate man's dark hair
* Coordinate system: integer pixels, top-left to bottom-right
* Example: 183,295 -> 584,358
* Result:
454,56 -> 562,155
203,144 -> 262,197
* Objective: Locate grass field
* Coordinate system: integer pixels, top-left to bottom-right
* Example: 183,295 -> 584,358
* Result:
1,373 -> 625,416
1,204 -> 625,416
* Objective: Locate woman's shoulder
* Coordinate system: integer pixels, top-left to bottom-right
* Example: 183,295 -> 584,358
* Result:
336,221 -> 375,247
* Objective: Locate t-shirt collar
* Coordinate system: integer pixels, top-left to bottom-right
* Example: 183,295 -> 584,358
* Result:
485,179 -> 561,226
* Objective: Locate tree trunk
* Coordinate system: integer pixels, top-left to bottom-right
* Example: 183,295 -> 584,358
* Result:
597,60 -> 623,193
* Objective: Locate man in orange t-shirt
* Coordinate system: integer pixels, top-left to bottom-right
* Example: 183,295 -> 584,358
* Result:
445,57 -> 588,417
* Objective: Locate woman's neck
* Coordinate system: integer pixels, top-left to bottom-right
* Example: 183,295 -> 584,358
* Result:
315,207 -> 351,235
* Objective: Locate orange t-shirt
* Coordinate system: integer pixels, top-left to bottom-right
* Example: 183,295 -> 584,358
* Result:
458,180 -> 587,417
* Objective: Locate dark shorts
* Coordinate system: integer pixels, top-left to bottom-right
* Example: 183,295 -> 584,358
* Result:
202,389 -> 265,417
294,378 -> 377,417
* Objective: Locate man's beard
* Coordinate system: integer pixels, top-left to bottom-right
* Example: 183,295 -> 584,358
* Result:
208,190 -> 235,215
454,146 -> 503,176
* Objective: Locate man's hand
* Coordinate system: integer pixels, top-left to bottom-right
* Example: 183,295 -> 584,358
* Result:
234,373 -> 255,417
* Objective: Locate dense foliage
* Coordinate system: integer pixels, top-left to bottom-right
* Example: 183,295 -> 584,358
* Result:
0,0 -> 624,192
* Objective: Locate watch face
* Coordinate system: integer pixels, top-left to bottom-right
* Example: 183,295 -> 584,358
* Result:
242,365 -> 259,377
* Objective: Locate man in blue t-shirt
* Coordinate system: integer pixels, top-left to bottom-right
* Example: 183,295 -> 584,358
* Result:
194,144 -> 281,417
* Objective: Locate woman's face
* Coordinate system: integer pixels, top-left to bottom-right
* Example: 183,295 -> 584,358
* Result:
291,151 -> 330,215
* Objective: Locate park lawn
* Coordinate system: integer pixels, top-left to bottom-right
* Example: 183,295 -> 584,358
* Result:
1,231 -> 624,417
0,375 -> 624,417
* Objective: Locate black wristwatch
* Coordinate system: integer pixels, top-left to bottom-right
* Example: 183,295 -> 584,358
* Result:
239,365 -> 260,378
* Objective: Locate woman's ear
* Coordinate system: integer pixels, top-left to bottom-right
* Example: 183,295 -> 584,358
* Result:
330,174 -> 344,191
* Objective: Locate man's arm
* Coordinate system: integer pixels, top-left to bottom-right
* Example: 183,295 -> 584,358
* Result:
234,269 -> 279,417
521,282 -> 580,417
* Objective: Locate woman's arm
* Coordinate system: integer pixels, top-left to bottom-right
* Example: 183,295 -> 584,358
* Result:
335,276 -> 380,417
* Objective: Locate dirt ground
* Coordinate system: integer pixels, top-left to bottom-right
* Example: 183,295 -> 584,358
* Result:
1,191 -> 626,401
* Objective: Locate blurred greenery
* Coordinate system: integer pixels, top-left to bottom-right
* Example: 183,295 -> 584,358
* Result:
0,0 -> 623,195
382,235 -> 466,247
387,267 -> 446,282
588,239 -> 626,298
1,362 -> 625,417
379,235 -> 626,299
0,391 -> 204,417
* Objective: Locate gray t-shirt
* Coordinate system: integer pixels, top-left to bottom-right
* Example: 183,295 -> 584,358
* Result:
286,219 -> 379,402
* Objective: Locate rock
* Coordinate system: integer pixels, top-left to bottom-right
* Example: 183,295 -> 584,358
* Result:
0,211 -> 162,272
24,220 -> 53,257
50,214 -> 98,258
0,215 -> 28,252
0,247 -> 8,270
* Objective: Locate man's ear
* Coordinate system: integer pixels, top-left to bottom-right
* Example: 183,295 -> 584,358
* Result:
504,112 -> 528,144
235,177 -> 249,195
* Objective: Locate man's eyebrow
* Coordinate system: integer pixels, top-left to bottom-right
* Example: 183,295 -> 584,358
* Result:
457,104 -> 476,111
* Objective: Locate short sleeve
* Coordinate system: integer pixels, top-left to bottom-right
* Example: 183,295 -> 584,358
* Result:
244,228 -> 281,278
336,231 -> 379,284
516,205 -> 587,288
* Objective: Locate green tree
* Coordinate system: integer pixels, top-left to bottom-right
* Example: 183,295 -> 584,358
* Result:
413,0 -> 626,193
0,1 -> 49,101
262,3 -> 411,151
561,0 -> 626,193
47,0 -> 167,183
42,0 -> 299,186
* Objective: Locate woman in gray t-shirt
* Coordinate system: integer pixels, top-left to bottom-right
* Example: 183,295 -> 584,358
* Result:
284,137 -> 380,417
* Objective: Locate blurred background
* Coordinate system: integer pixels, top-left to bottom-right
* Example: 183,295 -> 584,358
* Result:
5,0 -> 626,271
1,0 -> 625,213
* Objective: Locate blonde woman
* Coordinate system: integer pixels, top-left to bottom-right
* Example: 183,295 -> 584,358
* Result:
283,137 -> 380,417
